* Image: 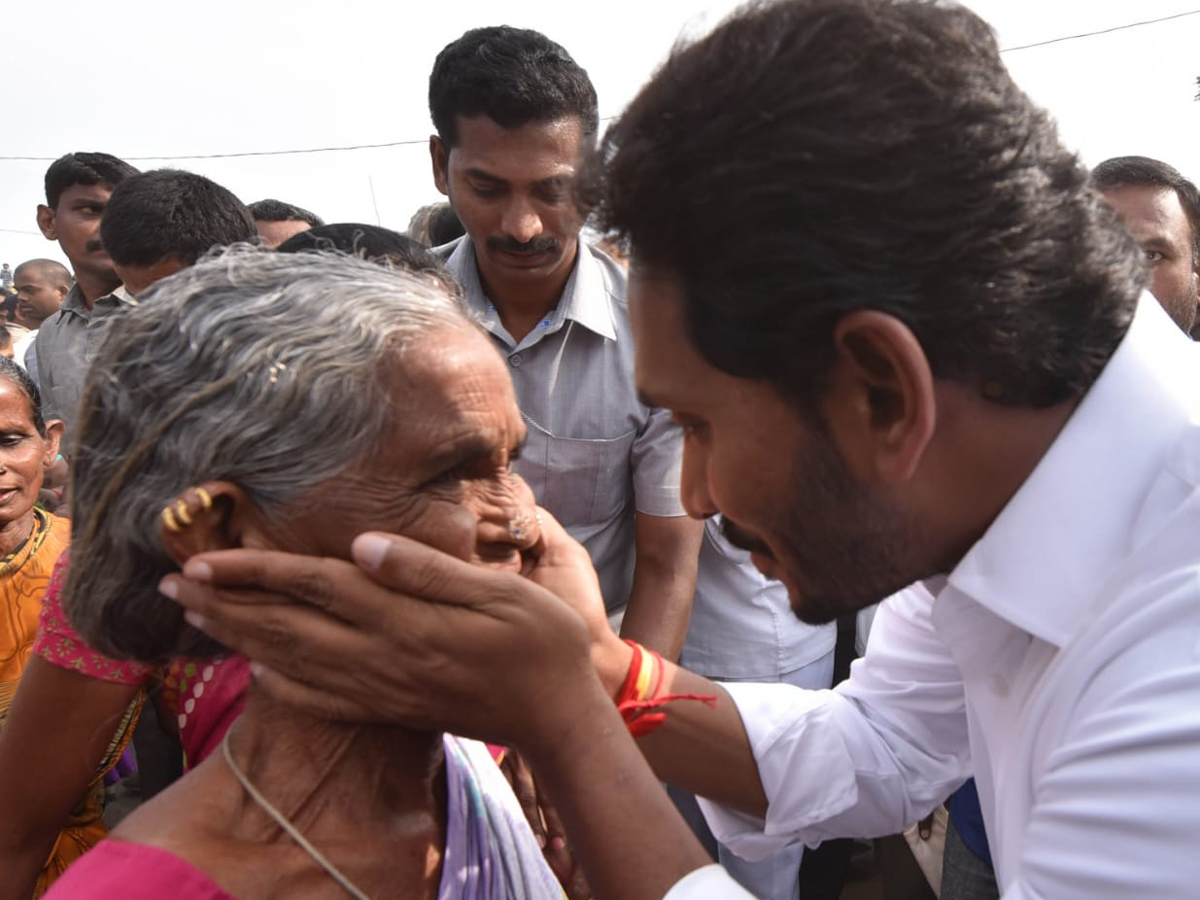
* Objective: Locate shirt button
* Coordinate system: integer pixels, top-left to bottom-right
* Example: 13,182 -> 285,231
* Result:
509,354 -> 522,367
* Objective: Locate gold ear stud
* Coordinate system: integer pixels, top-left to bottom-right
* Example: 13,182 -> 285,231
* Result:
161,505 -> 182,532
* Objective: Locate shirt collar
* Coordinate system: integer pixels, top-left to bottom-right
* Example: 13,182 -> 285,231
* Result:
59,283 -> 90,317
59,282 -> 131,318
445,237 -> 617,342
945,294 -> 1200,647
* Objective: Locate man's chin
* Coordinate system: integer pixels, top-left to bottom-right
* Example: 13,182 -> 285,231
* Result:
784,581 -> 869,626
787,596 -> 842,626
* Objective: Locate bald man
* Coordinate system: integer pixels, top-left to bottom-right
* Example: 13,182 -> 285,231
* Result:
13,259 -> 72,378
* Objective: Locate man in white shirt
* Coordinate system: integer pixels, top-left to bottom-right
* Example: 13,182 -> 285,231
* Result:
161,1 -> 1200,898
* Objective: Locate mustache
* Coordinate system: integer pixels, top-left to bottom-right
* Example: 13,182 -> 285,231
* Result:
486,235 -> 559,255
720,516 -> 775,559
84,239 -> 105,253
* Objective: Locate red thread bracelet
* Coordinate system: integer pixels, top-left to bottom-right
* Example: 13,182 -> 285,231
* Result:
615,639 -> 717,736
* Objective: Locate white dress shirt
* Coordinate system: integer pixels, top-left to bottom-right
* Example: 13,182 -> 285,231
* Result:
682,516 -> 835,680
666,295 -> 1200,899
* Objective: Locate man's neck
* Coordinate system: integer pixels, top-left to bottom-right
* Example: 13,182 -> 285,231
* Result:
478,242 -> 579,343
920,384 -> 1079,573
71,268 -> 121,311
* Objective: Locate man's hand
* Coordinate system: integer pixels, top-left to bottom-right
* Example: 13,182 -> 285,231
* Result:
161,511 -> 600,746
500,750 -> 592,900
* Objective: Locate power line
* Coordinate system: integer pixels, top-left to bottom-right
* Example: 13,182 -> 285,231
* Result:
0,138 -> 428,163
1,10 -> 1198,165
1001,7 -> 1200,52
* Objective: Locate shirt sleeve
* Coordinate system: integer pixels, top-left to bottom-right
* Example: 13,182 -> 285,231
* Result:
32,554 -> 155,686
32,327 -> 57,423
697,584 -> 971,860
661,864 -> 758,900
997,586 -> 1200,900
630,405 -> 686,517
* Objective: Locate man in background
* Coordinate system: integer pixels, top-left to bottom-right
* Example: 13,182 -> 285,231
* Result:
10,259 -> 70,377
248,198 -> 324,248
34,151 -> 139,435
428,26 -> 703,655
101,169 -> 258,297
1093,155 -> 1200,335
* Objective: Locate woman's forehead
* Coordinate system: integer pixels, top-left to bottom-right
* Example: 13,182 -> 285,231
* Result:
389,328 -> 520,433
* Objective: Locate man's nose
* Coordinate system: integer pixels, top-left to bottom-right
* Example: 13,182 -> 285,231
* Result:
501,196 -> 543,245
680,443 -> 717,520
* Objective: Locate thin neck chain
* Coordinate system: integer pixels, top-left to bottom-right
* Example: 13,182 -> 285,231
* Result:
221,728 -> 374,900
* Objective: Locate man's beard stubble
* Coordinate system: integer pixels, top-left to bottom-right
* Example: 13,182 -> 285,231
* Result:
723,427 -> 923,627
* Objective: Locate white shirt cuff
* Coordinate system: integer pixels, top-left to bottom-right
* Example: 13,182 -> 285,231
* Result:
662,864 -> 759,899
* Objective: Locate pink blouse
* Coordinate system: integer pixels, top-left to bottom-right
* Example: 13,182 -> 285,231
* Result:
33,554 -> 249,765
41,839 -> 236,900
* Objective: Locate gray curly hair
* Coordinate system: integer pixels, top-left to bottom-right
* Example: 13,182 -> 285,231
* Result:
63,246 -> 477,663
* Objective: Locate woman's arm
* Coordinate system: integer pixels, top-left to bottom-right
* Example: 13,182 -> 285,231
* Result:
0,658 -> 141,900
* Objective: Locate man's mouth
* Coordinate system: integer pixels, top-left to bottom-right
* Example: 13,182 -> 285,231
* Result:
720,516 -> 775,559
488,238 -> 559,264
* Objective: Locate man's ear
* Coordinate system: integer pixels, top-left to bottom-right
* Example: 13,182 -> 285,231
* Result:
430,136 -> 450,196
36,205 -> 57,241
158,481 -> 263,566
825,310 -> 936,484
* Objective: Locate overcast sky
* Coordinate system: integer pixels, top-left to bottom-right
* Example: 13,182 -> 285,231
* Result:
3,0 -> 1198,270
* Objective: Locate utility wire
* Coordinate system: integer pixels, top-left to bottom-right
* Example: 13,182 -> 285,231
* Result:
1001,6 -> 1200,52
0,138 -> 428,163
0,8 -> 1198,164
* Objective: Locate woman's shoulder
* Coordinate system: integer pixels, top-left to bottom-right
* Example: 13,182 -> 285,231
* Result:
42,839 -> 237,900
31,552 -> 157,685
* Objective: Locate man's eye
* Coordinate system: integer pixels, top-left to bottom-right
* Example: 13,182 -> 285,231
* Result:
1145,250 -> 1165,263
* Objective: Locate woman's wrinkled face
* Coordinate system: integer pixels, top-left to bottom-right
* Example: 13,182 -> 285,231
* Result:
281,325 -> 537,570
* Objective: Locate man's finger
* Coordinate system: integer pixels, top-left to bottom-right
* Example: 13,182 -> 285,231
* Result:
352,531 -> 536,611
165,577 -> 380,689
501,751 -> 547,849
175,549 -> 385,629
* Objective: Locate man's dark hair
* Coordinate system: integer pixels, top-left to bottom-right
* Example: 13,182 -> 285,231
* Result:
44,152 -> 140,209
591,0 -> 1144,410
429,26 -> 598,149
247,199 -> 325,227
1092,156 -> 1200,265
277,223 -> 462,299
100,169 -> 258,268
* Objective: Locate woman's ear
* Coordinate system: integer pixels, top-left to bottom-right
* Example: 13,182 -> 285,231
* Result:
42,420 -> 64,467
158,481 -> 260,566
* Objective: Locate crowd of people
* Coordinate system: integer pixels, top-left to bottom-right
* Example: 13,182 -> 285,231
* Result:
0,1 -> 1197,899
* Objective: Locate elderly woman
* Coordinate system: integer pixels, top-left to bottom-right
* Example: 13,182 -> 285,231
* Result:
0,356 -> 141,896
39,250 -> 564,899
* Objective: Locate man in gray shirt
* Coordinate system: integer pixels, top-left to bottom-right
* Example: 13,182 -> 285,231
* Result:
429,26 -> 704,657
34,152 -> 139,439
